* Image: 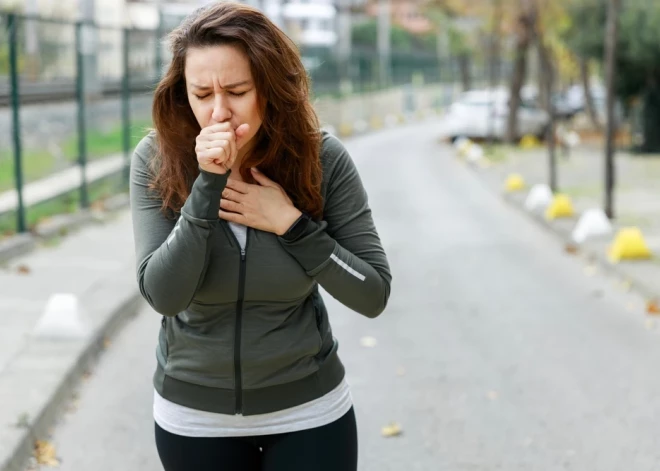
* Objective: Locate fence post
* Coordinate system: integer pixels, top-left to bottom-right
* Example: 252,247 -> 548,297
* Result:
155,12 -> 163,82
75,21 -> 89,208
122,28 -> 131,185
8,14 -> 27,233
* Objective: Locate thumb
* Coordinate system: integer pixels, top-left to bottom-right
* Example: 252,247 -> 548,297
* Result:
235,123 -> 250,143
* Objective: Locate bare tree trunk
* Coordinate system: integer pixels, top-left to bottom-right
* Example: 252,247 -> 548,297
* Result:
489,0 -> 502,90
579,57 -> 602,130
604,0 -> 620,219
538,37 -> 557,191
458,53 -> 472,91
506,0 -> 537,143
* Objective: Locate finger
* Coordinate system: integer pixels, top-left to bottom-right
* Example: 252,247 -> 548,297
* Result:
235,123 -> 250,146
222,187 -> 243,202
225,178 -> 251,194
199,139 -> 229,151
250,167 -> 278,188
198,131 -> 234,144
198,147 -> 228,164
220,199 -> 243,213
218,209 -> 246,224
227,132 -> 238,167
201,122 -> 232,135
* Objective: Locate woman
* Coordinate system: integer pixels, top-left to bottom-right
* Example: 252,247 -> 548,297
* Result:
129,2 -> 391,470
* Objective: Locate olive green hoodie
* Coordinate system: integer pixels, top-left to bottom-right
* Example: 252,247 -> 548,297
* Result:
130,130 -> 391,415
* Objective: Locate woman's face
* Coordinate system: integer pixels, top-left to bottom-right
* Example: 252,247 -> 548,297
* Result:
184,44 -> 263,156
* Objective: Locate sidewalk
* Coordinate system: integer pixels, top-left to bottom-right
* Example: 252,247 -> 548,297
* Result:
467,142 -> 660,303
0,209 -> 142,471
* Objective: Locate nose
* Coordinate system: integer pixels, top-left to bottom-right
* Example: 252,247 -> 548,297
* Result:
211,94 -> 231,124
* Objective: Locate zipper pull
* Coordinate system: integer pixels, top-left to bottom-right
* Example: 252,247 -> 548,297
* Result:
241,249 -> 246,260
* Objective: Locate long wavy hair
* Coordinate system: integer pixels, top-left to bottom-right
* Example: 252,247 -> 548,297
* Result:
150,1 -> 323,219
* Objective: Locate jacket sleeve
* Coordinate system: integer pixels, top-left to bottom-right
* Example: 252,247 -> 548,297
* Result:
129,133 -> 229,317
277,134 -> 392,318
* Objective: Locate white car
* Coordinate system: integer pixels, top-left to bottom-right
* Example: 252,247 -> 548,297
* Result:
442,89 -> 550,142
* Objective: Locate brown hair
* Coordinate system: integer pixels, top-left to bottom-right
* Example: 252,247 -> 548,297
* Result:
151,1 -> 323,219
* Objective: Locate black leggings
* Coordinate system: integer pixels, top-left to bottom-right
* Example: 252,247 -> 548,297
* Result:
155,407 -> 358,471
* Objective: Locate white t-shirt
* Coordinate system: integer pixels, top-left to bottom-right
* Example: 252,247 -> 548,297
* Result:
153,222 -> 353,437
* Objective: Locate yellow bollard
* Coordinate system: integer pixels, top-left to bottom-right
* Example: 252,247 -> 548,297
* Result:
369,115 -> 383,130
504,173 -> 525,192
519,134 -> 541,149
608,227 -> 652,263
545,194 -> 574,220
339,122 -> 353,137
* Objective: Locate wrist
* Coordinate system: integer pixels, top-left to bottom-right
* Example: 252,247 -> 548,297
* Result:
277,208 -> 303,236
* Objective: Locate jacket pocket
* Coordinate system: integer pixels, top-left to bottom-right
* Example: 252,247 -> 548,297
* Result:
165,313 -> 235,389
312,291 -> 334,359
156,316 -> 169,367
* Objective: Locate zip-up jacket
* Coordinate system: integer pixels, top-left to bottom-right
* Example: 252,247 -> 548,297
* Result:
129,130 -> 391,415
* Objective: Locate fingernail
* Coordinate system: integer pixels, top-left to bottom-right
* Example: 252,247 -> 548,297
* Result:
251,167 -> 258,172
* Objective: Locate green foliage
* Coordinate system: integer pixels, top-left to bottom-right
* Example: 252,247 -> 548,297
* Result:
564,0 -> 660,100
351,20 -> 436,53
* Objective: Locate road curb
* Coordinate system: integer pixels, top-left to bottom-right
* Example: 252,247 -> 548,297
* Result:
0,276 -> 143,471
468,161 -> 660,305
0,234 -> 36,266
0,193 -> 130,266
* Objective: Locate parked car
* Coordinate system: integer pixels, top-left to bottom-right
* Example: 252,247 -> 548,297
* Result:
442,89 -> 550,142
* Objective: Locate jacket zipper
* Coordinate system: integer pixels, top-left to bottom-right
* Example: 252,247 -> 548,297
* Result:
223,222 -> 249,415
235,243 -> 247,414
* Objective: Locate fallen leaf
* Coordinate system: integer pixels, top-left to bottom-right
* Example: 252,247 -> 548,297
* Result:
103,337 -> 112,349
646,300 -> 660,315
16,264 -> 31,275
564,244 -> 579,254
34,440 -> 59,467
381,422 -> 403,438
583,265 -> 597,277
15,413 -> 29,428
360,336 -> 377,348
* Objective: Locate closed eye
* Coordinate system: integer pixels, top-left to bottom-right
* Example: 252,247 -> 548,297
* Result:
194,94 -> 211,100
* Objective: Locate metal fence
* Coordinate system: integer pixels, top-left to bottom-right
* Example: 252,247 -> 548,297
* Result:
1,13 -> 162,235
0,12 -> 474,236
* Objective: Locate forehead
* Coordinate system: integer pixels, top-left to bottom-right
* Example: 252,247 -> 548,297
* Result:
184,45 -> 252,85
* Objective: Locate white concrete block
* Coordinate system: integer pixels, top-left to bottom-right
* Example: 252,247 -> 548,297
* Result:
354,120 -> 369,133
33,293 -> 88,339
524,184 -> 553,213
467,144 -> 484,162
385,114 -> 399,127
572,208 -> 613,244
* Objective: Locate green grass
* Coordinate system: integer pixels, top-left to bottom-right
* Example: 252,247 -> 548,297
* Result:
0,119 -> 151,192
0,173 -> 128,237
561,184 -> 603,199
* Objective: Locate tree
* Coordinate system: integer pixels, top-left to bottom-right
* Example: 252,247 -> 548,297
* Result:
506,0 -> 537,142
564,0 -> 660,152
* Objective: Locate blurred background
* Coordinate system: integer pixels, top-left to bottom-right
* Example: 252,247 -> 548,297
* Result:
1,0 -> 655,234
6,1 -> 660,470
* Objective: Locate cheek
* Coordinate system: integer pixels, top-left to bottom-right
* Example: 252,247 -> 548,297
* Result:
188,98 -> 209,127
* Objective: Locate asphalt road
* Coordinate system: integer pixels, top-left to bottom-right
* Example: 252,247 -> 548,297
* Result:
34,119 -> 660,470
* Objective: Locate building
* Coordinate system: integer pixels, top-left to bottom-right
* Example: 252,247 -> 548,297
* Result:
365,0 -> 432,35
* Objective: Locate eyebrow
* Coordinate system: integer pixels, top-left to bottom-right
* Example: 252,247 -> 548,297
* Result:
190,80 -> 251,90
